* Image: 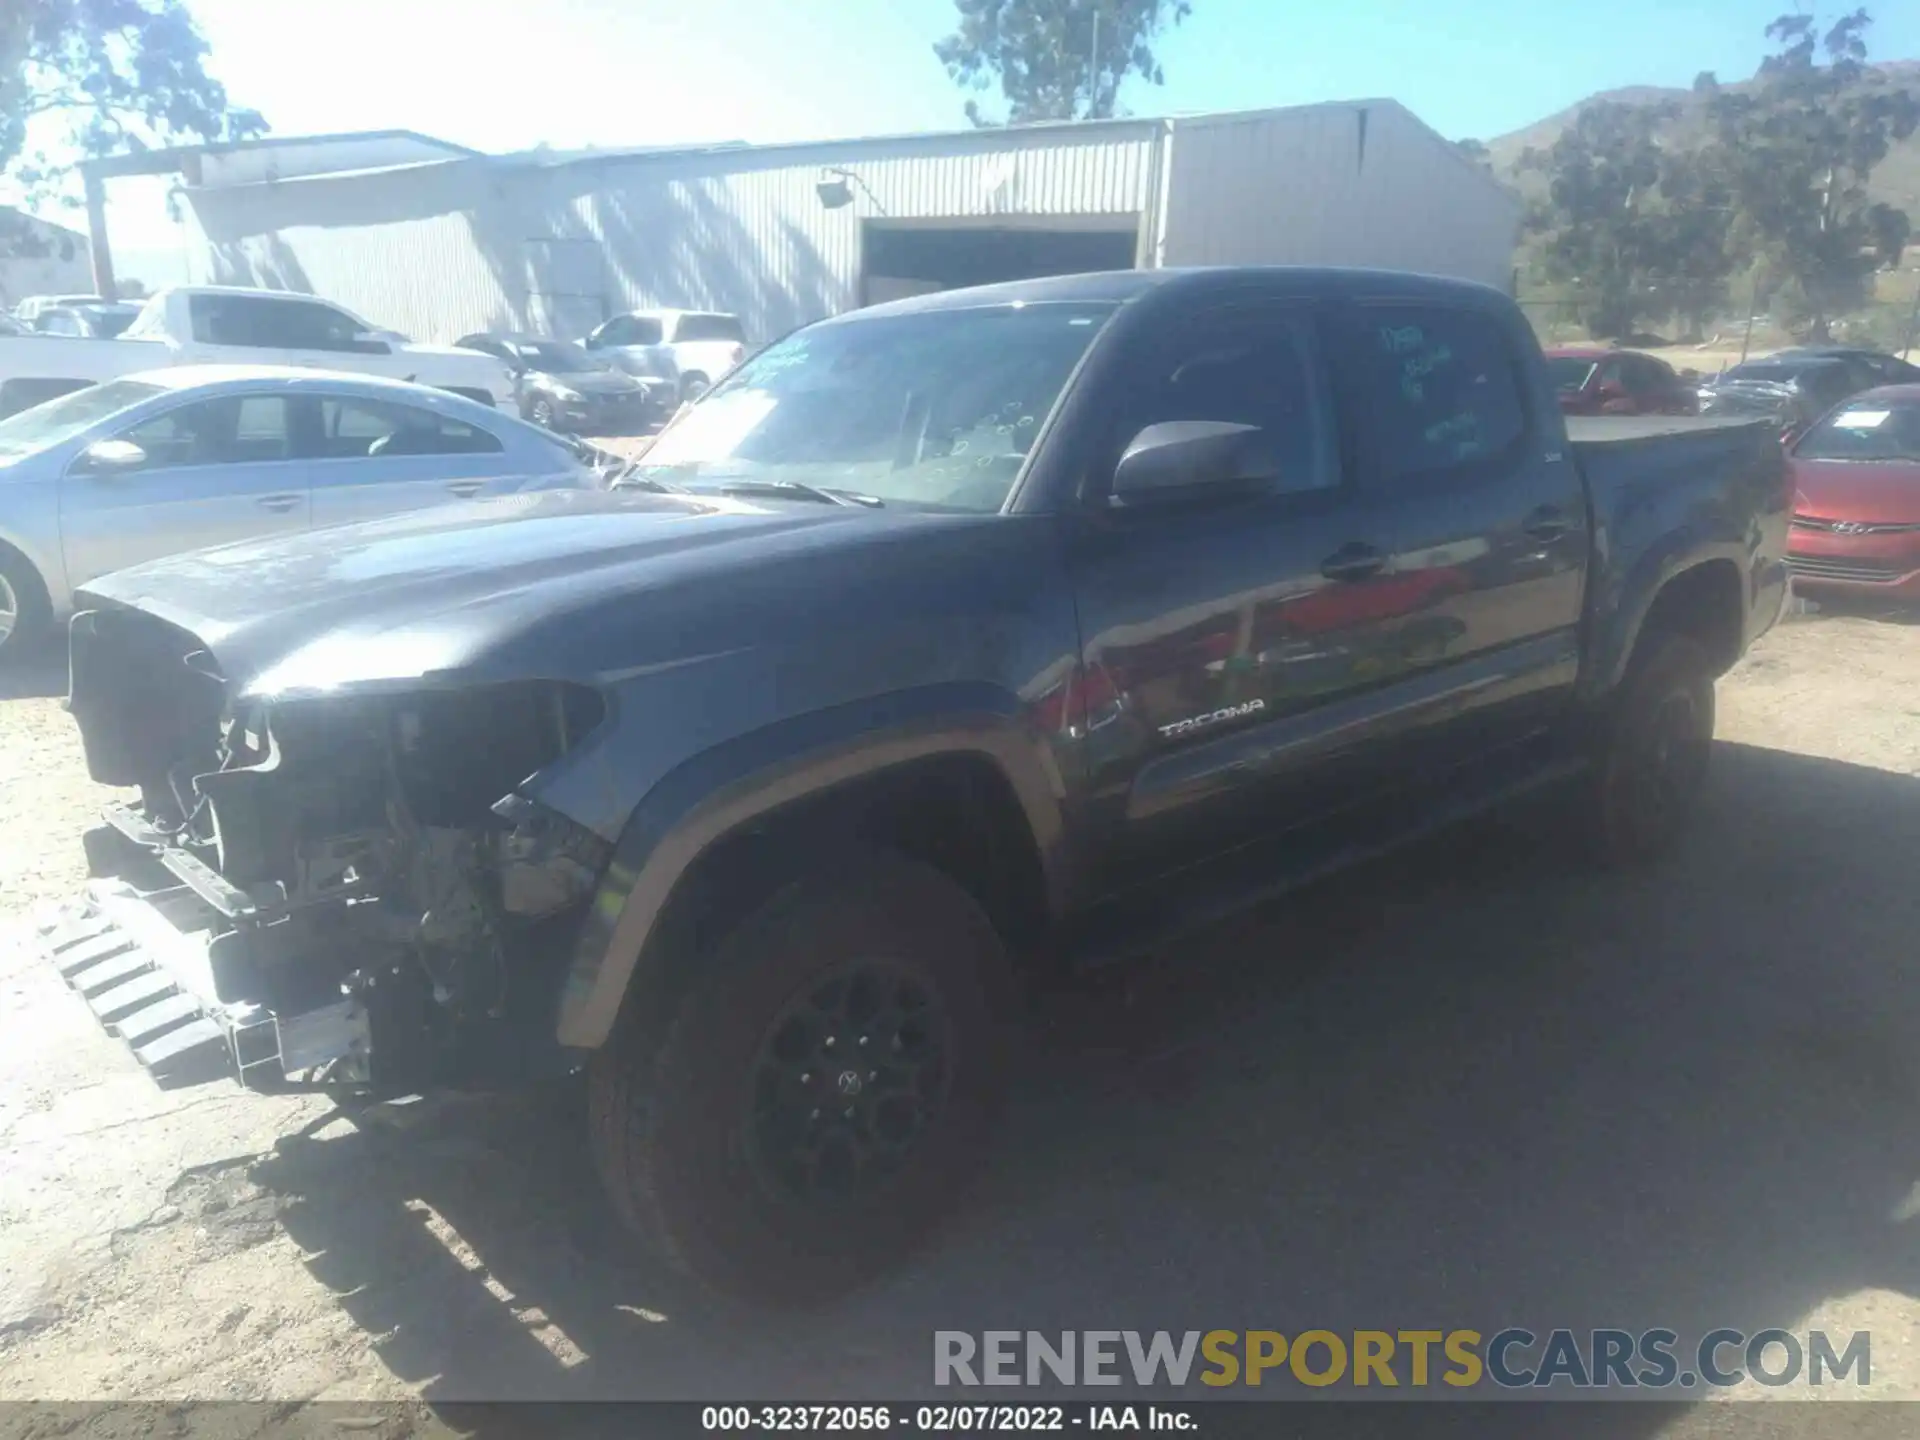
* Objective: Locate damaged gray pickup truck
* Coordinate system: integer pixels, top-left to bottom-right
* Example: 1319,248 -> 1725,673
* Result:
37,267 -> 1791,1299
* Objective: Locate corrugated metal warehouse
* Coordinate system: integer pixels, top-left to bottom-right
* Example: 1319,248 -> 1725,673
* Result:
171,101 -> 1519,345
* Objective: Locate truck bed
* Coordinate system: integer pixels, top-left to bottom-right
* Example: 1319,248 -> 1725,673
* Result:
1564,414 -> 1772,446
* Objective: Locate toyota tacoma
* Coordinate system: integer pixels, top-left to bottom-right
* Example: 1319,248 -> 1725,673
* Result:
34,267 -> 1790,1299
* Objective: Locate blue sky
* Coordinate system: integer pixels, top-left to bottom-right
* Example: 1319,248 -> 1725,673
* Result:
41,0 -> 1920,268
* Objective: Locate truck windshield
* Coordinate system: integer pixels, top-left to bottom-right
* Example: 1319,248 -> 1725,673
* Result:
1794,401 -> 1920,463
629,301 -> 1118,511
0,379 -> 167,457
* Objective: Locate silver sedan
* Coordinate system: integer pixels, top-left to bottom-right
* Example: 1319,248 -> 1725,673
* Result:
0,365 -> 600,655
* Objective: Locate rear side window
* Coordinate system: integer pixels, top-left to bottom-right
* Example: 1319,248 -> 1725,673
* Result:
674,313 -> 745,344
310,396 -> 504,460
1349,305 -> 1527,484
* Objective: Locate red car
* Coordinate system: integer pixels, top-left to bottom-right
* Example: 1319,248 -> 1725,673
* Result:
1786,384 -> 1920,597
1545,347 -> 1698,416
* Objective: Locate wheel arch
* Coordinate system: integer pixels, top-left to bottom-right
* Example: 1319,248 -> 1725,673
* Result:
554,706 -> 1068,1051
1587,550 -> 1748,702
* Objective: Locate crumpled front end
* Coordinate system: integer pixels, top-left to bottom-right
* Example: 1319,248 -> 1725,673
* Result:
44,605 -> 614,1093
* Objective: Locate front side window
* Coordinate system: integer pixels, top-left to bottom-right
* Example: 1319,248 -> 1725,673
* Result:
120,395 -> 294,468
1545,356 -> 1597,392
602,315 -> 662,346
1350,304 -> 1527,484
1118,311 -> 1337,495
312,397 -> 503,460
630,301 -> 1117,511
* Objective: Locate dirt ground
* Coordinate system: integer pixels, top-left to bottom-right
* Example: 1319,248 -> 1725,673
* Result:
9,607 -> 1920,1435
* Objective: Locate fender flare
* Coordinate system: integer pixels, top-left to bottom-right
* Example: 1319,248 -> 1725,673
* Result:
1582,541 -> 1746,704
553,689 -> 1067,1051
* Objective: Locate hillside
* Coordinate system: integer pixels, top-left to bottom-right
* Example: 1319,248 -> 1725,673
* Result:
1486,60 -> 1920,219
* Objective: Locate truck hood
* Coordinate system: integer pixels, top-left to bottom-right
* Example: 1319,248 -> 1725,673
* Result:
74,487 -> 915,698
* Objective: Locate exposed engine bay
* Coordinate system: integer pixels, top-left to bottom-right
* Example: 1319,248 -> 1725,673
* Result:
57,606 -> 612,1093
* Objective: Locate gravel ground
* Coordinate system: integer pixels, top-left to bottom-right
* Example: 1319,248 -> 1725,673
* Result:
7,610 -> 1920,1437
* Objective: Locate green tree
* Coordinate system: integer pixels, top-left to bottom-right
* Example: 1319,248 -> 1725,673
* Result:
935,0 -> 1192,126
1,0 -> 264,256
1520,100 -> 1681,339
1701,9 -> 1916,339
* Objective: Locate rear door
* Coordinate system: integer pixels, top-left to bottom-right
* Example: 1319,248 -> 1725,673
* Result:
1327,298 -> 1589,772
666,312 -> 749,394
298,392 -> 521,529
1064,297 -> 1409,890
60,393 -> 310,587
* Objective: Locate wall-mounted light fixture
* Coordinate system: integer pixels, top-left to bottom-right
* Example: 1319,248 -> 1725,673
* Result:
815,167 -> 887,214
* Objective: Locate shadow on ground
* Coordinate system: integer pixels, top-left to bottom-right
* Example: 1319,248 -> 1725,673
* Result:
0,635 -> 67,701
240,741 -> 1920,1433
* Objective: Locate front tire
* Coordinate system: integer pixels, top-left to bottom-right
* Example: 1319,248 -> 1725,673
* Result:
679,373 -> 710,404
588,850 -> 1009,1301
529,397 -> 557,430
1584,634 -> 1715,866
0,546 -> 50,661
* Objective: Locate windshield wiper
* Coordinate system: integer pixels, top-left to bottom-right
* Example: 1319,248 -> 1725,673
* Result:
712,478 -> 884,508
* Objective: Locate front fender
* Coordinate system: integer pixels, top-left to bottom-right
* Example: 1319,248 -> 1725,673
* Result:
553,684 -> 1068,1051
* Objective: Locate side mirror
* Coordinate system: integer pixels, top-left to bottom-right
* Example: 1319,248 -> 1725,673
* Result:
1110,420 -> 1274,505
79,439 -> 148,473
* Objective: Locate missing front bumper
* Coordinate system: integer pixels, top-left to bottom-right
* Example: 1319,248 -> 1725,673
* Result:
33,875 -> 369,1091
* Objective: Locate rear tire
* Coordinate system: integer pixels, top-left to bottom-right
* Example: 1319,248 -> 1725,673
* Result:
588,849 -> 1009,1302
1583,634 -> 1715,866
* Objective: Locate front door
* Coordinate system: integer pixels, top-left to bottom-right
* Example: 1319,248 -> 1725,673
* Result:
1062,301 -> 1407,893
60,393 -> 310,588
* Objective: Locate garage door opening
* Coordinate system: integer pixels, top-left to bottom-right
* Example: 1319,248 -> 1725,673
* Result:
861,219 -> 1140,306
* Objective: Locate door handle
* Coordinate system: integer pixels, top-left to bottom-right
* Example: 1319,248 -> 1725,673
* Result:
1523,506 -> 1571,542
256,493 -> 302,513
445,480 -> 485,498
1319,542 -> 1385,583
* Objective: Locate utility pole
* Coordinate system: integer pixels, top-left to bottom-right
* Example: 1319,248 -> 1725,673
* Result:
1089,6 -> 1100,119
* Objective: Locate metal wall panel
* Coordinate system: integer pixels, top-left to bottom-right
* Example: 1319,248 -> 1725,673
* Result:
185,159 -> 522,341
1158,102 -> 1522,290
183,126 -> 1159,344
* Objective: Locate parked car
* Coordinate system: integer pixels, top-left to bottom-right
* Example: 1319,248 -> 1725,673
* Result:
14,293 -> 108,324
1696,356 -> 1863,443
1544,347 -> 1698,416
0,365 -> 596,655
41,267 -> 1787,1300
583,309 -> 748,402
0,286 -> 516,418
1770,345 -> 1920,387
453,332 -> 672,434
31,301 -> 142,339
1784,384 -> 1920,598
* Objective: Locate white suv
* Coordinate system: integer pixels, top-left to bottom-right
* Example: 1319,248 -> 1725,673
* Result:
584,310 -> 748,402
